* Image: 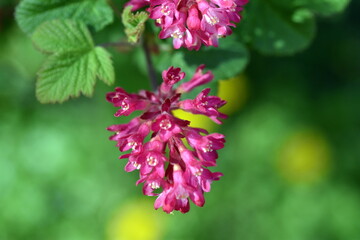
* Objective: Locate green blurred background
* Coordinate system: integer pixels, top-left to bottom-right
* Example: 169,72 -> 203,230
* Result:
1,0 -> 360,240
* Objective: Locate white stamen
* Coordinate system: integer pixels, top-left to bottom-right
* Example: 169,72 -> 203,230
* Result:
150,181 -> 160,189
171,29 -> 184,39
161,5 -> 171,16
133,162 -> 141,169
147,156 -> 158,166
121,98 -> 129,110
195,168 -> 203,176
160,119 -> 172,130
200,101 -> 208,106
204,14 -> 219,26
128,141 -> 138,150
202,141 -> 213,152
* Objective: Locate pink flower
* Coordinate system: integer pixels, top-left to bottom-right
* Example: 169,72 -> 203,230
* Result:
179,88 -> 227,123
125,0 -> 248,50
177,64 -> 214,93
107,65 -> 226,213
154,164 -> 205,213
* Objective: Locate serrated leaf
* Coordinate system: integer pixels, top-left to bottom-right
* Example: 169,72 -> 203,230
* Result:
32,20 -> 114,103
122,6 -> 148,44
239,0 -> 316,55
16,0 -> 113,35
37,52 -> 97,103
32,20 -> 93,54
93,47 -> 115,85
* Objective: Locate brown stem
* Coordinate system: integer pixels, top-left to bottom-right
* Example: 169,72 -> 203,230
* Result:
142,36 -> 158,90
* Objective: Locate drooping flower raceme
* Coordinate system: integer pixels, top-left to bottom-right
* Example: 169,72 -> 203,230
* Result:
107,65 -> 226,213
126,0 -> 248,50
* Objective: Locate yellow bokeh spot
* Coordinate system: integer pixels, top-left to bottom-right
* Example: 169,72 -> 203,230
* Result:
277,130 -> 331,184
106,199 -> 165,240
172,109 -> 218,132
217,74 -> 248,115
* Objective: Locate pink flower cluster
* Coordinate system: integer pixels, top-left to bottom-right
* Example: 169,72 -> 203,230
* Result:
107,65 -> 226,213
126,0 -> 248,50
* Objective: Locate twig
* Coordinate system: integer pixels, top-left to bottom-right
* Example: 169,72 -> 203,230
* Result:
97,41 -> 134,48
142,35 -> 158,90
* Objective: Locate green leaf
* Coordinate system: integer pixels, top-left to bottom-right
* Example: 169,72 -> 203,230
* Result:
16,0 -> 113,35
32,20 -> 93,54
32,20 -> 115,103
92,47 -> 115,86
239,0 -> 316,55
37,52 -> 97,103
294,0 -> 351,16
122,6 -> 148,44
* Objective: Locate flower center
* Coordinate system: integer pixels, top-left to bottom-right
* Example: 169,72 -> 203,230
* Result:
160,119 -> 172,130
204,14 -> 219,26
150,181 -> 160,189
128,141 -> 138,150
147,156 -> 158,166
121,100 -> 129,111
171,29 -> 184,39
202,141 -> 213,152
195,168 -> 203,176
200,101 -> 208,106
161,5 -> 171,16
133,162 -> 141,169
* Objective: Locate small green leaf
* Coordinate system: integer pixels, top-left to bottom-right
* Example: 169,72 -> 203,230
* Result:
239,0 -> 316,55
32,20 -> 115,103
16,0 -> 113,35
122,6 -> 148,44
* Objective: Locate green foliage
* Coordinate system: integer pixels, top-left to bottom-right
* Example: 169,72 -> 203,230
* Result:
11,0 -> 352,105
122,6 -> 148,44
15,0 -> 113,35
239,0 -> 351,55
32,19 -> 93,54
240,0 -> 316,55
32,20 -> 114,103
295,0 -> 351,16
0,0 -> 16,7
183,38 -> 249,81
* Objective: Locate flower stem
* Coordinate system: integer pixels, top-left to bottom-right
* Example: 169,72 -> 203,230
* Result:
142,35 -> 158,90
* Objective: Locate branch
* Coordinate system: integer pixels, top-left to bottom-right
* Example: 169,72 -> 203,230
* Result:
97,41 -> 135,49
142,36 -> 158,90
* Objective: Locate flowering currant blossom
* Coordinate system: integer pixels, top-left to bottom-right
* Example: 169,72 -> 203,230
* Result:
107,65 -> 226,213
126,0 -> 248,50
